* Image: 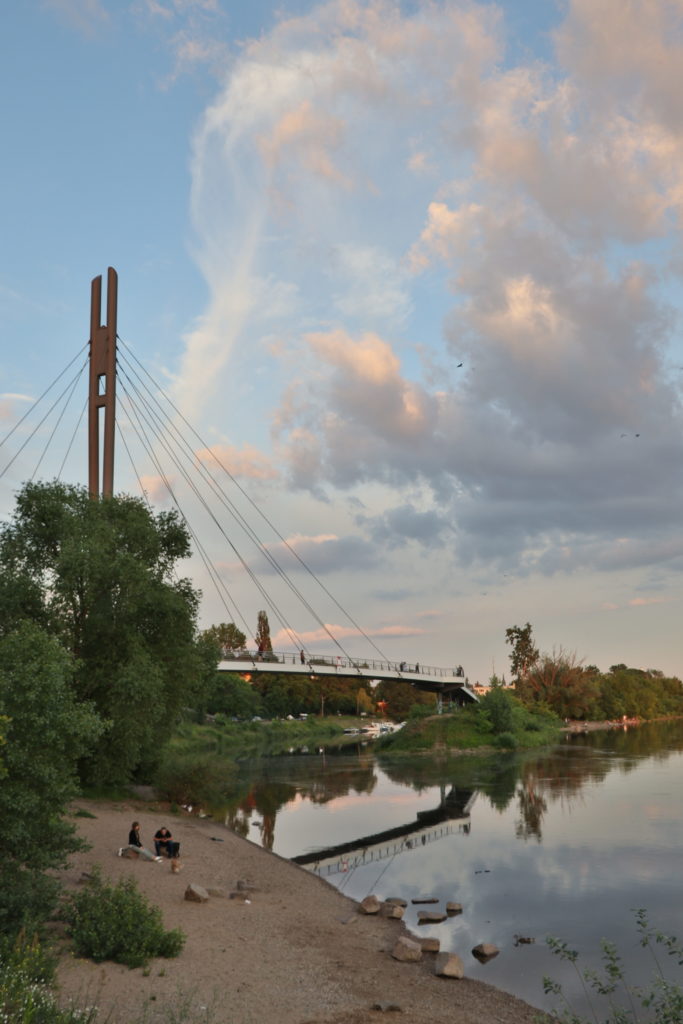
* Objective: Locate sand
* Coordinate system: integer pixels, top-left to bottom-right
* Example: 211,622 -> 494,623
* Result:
54,800 -> 550,1024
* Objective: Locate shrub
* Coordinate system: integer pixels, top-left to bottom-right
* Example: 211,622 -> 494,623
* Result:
0,932 -> 95,1024
407,703 -> 435,720
494,732 -> 517,749
64,868 -> 185,968
544,910 -> 683,1024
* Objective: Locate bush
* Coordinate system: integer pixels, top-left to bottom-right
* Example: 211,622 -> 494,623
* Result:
407,703 -> 435,720
544,910 -> 683,1024
494,732 -> 517,749
64,868 -> 185,968
0,932 -> 94,1024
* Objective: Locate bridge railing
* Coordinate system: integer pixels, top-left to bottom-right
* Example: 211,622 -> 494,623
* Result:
219,650 -> 466,680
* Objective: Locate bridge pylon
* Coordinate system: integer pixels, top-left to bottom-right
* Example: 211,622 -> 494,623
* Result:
88,267 -> 118,498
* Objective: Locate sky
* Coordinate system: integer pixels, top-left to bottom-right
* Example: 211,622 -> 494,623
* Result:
2,0 -> 683,685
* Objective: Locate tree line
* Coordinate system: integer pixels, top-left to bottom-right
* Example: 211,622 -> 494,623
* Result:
505,622 -> 683,721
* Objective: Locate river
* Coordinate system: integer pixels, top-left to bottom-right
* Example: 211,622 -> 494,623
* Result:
221,720 -> 683,1018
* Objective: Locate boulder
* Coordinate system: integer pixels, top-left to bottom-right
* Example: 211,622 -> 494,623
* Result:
384,897 -> 407,908
420,937 -> 441,953
184,883 -> 209,903
411,896 -> 439,904
120,847 -> 140,860
434,952 -> 465,979
417,911 -> 447,924
381,903 -> 405,920
446,902 -> 463,915
391,936 -> 423,963
472,942 -> 499,962
359,894 -> 381,915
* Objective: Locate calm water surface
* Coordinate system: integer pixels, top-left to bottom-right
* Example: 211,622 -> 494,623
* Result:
223,721 -> 683,1017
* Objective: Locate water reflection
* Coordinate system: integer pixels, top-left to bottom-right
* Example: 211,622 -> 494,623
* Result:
215,721 -> 683,1017
224,744 -> 377,850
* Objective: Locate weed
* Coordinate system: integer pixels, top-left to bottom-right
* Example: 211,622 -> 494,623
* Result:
544,910 -> 683,1023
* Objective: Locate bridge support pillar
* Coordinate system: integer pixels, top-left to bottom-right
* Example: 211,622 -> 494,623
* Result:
88,267 -> 118,499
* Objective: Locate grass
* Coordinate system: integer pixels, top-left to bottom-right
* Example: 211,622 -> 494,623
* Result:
376,703 -> 561,755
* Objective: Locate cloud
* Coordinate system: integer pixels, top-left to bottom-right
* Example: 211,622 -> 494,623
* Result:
184,0 -> 683,585
272,621 -> 430,648
139,473 -> 175,503
195,443 -> 277,481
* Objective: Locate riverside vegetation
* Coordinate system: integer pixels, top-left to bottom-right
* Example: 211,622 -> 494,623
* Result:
1,483 -> 682,1022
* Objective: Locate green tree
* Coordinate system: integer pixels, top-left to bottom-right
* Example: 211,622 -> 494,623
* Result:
374,680 -> 435,720
204,672 -> 262,719
255,610 -> 273,654
505,622 -> 539,681
481,680 -> 515,734
0,480 -> 213,786
201,621 -> 247,655
0,622 -> 103,937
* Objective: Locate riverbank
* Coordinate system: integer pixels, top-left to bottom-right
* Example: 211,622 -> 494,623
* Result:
55,799 -> 550,1024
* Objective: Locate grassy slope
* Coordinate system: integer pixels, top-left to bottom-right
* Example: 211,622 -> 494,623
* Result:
377,705 -> 561,755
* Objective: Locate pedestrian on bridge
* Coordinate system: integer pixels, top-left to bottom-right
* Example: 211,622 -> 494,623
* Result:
300,649 -> 305,664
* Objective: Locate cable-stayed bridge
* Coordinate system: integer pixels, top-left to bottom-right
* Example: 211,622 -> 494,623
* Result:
219,652 -> 476,700
0,268 -> 475,700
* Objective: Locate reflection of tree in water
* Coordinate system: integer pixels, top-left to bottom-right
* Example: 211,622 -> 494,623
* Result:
515,781 -> 547,841
222,751 -> 377,850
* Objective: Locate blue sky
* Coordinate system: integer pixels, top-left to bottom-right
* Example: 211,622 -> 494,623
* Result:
2,0 -> 683,684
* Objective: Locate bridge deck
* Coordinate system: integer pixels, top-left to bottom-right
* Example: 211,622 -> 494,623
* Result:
217,652 -> 477,700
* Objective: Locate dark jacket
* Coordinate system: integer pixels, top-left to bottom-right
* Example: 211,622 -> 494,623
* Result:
129,829 -> 142,847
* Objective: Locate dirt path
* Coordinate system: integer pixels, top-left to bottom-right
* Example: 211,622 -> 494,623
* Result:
55,800 -> 550,1024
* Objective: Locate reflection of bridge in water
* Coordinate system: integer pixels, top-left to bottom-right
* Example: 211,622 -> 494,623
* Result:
219,653 -> 478,702
292,786 -> 476,878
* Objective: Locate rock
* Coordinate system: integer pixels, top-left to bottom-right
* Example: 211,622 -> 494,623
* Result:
446,902 -> 463,915
236,879 -> 258,893
420,937 -> 441,953
434,952 -> 465,978
381,902 -> 404,920
120,847 -> 140,860
417,911 -> 447,924
513,934 -> 535,946
384,897 -> 407,908
371,1002 -> 403,1012
184,883 -> 209,903
359,894 -> 381,915
391,936 -> 423,963
472,942 -> 500,962
411,896 -> 439,904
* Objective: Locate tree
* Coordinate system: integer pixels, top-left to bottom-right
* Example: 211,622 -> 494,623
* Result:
255,609 -> 273,654
374,680 -> 435,721
481,680 -> 514,734
505,622 -> 539,681
201,622 -> 247,655
205,672 -> 262,719
0,622 -> 103,936
0,480 -> 213,786
516,649 -> 599,720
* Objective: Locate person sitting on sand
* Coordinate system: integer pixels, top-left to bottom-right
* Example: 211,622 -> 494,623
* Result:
119,821 -> 161,861
154,826 -> 174,857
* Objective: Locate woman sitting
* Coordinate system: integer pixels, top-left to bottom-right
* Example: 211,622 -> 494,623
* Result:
119,821 -> 161,861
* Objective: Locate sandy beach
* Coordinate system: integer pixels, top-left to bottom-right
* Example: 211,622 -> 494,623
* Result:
55,799 -> 550,1024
